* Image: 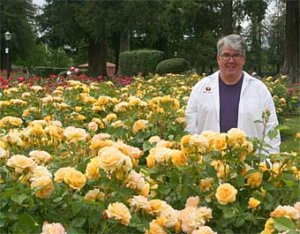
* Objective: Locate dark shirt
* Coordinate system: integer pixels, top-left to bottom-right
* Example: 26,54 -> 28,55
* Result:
219,74 -> 244,133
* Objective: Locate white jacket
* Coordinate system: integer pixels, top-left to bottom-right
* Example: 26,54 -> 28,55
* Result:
185,71 -> 281,153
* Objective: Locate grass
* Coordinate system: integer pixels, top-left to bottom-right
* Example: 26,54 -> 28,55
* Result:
280,108 -> 300,153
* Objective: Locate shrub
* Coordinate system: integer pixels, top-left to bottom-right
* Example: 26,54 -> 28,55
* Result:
156,58 -> 190,75
119,49 -> 164,76
32,66 -> 69,77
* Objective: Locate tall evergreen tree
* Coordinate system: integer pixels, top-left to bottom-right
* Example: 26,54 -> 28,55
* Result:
281,0 -> 299,83
0,0 -> 36,71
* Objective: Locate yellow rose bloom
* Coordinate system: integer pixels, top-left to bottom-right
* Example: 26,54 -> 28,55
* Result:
29,150 -> 52,165
85,157 -> 101,180
84,188 -> 104,201
199,177 -> 214,192
227,128 -> 246,146
63,168 -> 86,190
132,119 -> 148,134
63,126 -> 88,143
105,202 -> 131,226
31,176 -> 54,199
148,199 -> 167,215
1,116 -> 23,127
98,146 -> 132,173
248,197 -> 261,209
171,150 -> 186,166
54,167 -> 73,182
41,222 -> 66,234
247,172 -> 263,188
145,220 -> 167,234
31,123 -> 46,135
88,122 -> 98,132
261,218 -> 274,234
7,154 -> 37,173
146,154 -> 156,168
105,113 -> 117,122
212,133 -> 227,151
215,183 -> 238,205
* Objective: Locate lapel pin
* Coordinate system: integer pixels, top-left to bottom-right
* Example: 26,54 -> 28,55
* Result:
204,86 -> 212,92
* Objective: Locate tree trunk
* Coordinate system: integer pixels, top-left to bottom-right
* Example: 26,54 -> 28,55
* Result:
117,29 -> 130,75
223,0 -> 233,35
281,0 -> 299,83
88,38 -> 107,78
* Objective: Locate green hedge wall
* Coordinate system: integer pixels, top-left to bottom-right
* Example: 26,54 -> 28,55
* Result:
119,49 -> 164,76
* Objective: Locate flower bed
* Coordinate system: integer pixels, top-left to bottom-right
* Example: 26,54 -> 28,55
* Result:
0,73 -> 299,233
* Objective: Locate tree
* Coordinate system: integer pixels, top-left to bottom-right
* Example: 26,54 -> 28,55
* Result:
281,0 -> 299,83
243,0 -> 268,75
223,0 -> 233,35
266,2 -> 285,74
0,0 -> 36,71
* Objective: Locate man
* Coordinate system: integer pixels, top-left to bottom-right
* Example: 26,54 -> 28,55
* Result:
185,34 -> 280,153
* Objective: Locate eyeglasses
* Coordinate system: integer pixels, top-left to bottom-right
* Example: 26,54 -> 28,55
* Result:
219,53 -> 244,61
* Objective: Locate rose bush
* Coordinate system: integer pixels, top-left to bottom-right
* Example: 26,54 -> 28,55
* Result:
0,73 -> 299,233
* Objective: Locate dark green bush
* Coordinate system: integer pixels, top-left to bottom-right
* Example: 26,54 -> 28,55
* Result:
156,58 -> 190,75
32,66 -> 69,77
119,49 -> 164,76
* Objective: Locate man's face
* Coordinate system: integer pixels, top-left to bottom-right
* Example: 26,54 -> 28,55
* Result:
217,47 -> 246,79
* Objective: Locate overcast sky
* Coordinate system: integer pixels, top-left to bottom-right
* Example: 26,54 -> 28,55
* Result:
33,0 -> 46,7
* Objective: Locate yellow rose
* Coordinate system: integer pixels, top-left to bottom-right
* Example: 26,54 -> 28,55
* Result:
171,150 -> 186,166
84,188 -> 104,201
247,172 -> 263,188
98,146 -> 132,172
88,122 -> 98,132
227,128 -> 246,146
145,220 -> 167,234
85,157 -> 101,180
248,197 -> 261,209
192,226 -> 216,234
105,202 -> 131,226
212,133 -> 227,151
41,222 -> 66,234
30,166 -> 54,198
63,168 -> 86,190
31,177 -> 54,198
215,183 -> 238,205
199,177 -> 214,192
132,119 -> 148,134
149,199 -> 167,215
7,155 -> 37,173
29,150 -> 52,164
104,113 -> 117,122
146,154 -> 156,168
75,106 -> 82,112
63,126 -> 88,143
54,167 -> 74,182
262,218 -> 274,234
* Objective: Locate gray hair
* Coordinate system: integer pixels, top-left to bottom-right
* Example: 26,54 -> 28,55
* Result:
217,34 -> 246,55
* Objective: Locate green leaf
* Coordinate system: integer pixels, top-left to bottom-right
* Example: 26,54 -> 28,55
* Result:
234,217 -> 245,228
71,217 -> 86,228
235,174 -> 245,187
11,194 -> 28,205
268,129 -> 279,139
71,201 -> 83,215
223,209 -> 235,219
274,217 -> 296,231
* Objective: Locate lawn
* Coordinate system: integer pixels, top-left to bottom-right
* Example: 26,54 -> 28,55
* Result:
280,108 -> 300,153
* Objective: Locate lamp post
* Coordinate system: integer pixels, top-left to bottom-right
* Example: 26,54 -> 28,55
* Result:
4,31 -> 12,79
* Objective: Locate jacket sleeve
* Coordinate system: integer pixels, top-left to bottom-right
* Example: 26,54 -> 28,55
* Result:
185,85 -> 200,134
264,92 -> 281,154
